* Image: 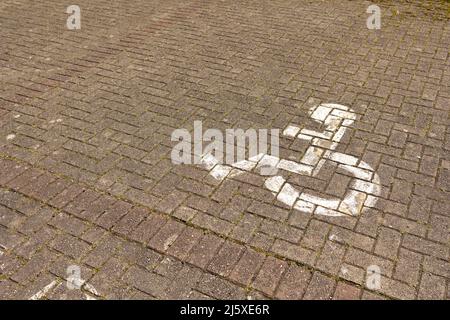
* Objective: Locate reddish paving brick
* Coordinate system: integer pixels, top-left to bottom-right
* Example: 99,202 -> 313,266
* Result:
166,226 -> 203,260
48,185 -> 85,208
112,207 -> 147,236
130,213 -> 167,243
123,266 -> 171,298
417,273 -> 447,300
96,200 -> 133,229
374,227 -> 402,260
147,219 -> 186,252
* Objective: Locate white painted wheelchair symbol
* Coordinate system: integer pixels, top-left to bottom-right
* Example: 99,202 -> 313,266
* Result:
200,103 -> 381,217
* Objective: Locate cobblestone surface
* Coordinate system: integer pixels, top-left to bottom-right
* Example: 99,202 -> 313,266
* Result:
0,0 -> 449,300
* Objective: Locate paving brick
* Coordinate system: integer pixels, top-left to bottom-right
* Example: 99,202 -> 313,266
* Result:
402,234 -> 447,260
83,235 -> 122,268
247,202 -> 290,222
96,200 -> 133,229
361,290 -> 387,300
6,168 -> 43,191
0,0 -> 448,300
303,272 -> 335,300
49,212 -> 89,237
422,256 -> 449,279
155,190 -> 188,214
229,248 -> 265,286
148,219 -> 185,252
333,282 -> 362,300
427,214 -> 449,244
186,234 -> 223,268
130,213 -> 167,243
417,272 -> 447,300
315,241 -> 346,275
164,264 -> 204,299
375,276 -> 416,300
300,219 -> 330,250
191,212 -> 233,235
393,248 -> 422,287
48,184 -> 85,208
207,241 -> 244,277
345,248 -> 394,278
166,226 -> 203,260
11,248 -> 56,284
196,273 -> 246,300
390,179 -> 413,204
15,227 -> 56,259
374,227 -> 402,260
112,207 -> 147,236
50,234 -> 91,260
330,226 -> 375,251
117,242 -> 161,269
123,266 -> 171,298
271,239 -> 317,266
252,256 -> 288,296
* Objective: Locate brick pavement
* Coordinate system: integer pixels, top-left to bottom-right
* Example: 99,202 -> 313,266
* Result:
0,0 -> 449,300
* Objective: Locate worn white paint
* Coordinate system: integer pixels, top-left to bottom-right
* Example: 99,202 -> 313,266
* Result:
199,103 -> 382,217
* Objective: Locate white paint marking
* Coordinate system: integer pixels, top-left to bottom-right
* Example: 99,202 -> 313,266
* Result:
294,200 -> 315,214
277,159 -> 313,175
210,165 -> 231,180
199,103 -> 382,218
265,176 -> 285,193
